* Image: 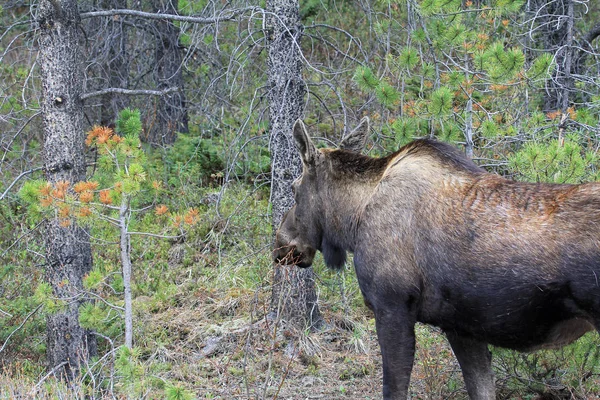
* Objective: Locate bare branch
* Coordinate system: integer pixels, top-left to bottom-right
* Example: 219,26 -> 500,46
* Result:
81,87 -> 179,100
79,7 -> 262,24
127,231 -> 184,239
1,112 -> 42,166
29,361 -> 68,396
85,291 -> 125,312
0,304 -> 43,355
0,167 -> 44,201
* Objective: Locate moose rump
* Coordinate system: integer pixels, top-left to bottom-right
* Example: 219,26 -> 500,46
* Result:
274,117 -> 600,400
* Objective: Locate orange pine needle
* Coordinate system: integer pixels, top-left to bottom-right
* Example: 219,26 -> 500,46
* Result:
99,190 -> 113,205
78,207 -> 92,217
55,180 -> 70,192
51,189 -> 66,200
58,204 -> 71,218
40,196 -> 53,207
73,182 -> 88,193
155,204 -> 169,216
184,208 -> 200,225
79,191 -> 94,203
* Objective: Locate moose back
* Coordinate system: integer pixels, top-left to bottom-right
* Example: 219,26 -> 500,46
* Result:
274,118 -> 600,400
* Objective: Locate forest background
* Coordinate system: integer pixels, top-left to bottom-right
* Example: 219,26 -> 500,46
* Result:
2,0 -> 600,398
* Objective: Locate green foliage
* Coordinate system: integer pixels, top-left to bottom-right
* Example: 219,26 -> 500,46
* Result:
83,268 -> 103,290
165,384 -> 195,400
438,121 -> 462,143
352,66 -> 379,92
480,120 -> 499,138
375,81 -> 400,108
419,0 -> 461,16
33,282 -> 62,313
79,303 -> 113,331
494,0 -> 525,15
483,42 -> 525,82
428,87 -> 454,117
398,47 -> 419,71
391,118 -> 418,145
18,180 -> 44,204
179,0 -> 208,13
494,334 -> 600,398
527,53 -> 555,83
116,108 -> 143,137
508,136 -> 600,183
114,346 -> 149,395
18,180 -> 47,226
165,135 -> 224,185
440,22 -> 468,47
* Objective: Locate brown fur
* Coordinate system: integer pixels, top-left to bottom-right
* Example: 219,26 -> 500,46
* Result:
274,119 -> 600,400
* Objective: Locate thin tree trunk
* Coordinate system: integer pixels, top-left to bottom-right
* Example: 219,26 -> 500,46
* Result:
528,0 -> 574,111
560,0 -> 574,114
37,0 -> 96,380
99,0 -> 130,126
267,0 -> 322,330
119,197 -> 133,348
81,0 -> 130,126
146,0 -> 189,146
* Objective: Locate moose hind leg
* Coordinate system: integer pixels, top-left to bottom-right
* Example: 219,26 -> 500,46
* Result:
446,333 -> 495,400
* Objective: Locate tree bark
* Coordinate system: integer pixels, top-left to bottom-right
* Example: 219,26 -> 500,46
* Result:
98,0 -> 130,126
573,22 -> 600,77
527,0 -> 575,112
119,197 -> 133,349
267,0 -> 322,330
37,0 -> 96,380
146,0 -> 189,146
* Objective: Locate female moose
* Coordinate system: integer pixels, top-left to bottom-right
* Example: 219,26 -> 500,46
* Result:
275,118 -> 600,400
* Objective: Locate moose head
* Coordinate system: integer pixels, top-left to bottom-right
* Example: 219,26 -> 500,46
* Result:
273,117 -> 370,270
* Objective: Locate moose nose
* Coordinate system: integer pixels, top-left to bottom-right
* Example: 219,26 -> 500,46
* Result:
273,242 -> 297,264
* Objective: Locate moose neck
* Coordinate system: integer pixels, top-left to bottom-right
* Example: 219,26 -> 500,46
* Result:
319,150 -> 389,255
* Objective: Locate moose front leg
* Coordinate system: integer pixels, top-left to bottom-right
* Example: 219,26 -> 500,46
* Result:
375,308 -> 416,400
446,333 -> 495,400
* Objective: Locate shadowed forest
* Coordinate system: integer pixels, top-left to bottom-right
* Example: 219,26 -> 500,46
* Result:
2,0 -> 600,398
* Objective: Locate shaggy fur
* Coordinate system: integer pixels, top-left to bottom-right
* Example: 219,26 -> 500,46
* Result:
274,119 -> 600,400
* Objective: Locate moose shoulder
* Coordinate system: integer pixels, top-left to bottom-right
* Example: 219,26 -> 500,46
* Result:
274,118 -> 600,400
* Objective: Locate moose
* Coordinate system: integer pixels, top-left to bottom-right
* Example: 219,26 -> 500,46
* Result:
274,117 -> 600,400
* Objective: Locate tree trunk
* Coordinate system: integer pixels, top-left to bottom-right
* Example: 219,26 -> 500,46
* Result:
146,0 -> 189,146
527,0 -> 575,112
119,197 -> 133,349
81,0 -> 130,126
267,0 -> 322,330
98,0 -> 130,126
37,0 -> 96,380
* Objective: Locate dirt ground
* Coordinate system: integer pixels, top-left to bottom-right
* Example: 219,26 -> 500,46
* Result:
152,303 -> 469,400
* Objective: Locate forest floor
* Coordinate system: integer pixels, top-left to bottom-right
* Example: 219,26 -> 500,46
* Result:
139,288 -> 469,400
1,265 -> 598,400
132,278 -> 599,400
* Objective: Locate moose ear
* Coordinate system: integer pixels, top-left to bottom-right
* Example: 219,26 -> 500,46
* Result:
339,117 -> 370,153
293,119 -> 318,165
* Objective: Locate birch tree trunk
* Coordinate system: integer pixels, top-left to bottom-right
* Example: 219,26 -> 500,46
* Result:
37,0 -> 96,380
267,0 -> 322,330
